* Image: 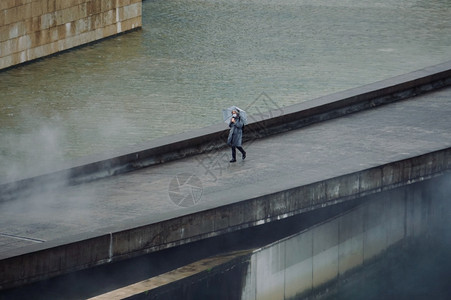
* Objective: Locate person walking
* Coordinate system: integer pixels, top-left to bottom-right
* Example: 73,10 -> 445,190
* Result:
227,109 -> 246,162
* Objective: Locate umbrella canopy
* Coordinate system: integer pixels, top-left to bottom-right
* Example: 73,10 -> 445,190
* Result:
222,106 -> 248,125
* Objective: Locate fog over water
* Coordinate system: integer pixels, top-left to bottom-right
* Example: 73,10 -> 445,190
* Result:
0,0 -> 450,181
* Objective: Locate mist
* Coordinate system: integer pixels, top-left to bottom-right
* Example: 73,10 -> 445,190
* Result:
0,104 -> 133,184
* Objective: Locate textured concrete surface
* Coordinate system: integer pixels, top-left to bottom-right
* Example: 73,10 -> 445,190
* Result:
0,85 -> 450,289
1,86 -> 451,252
2,61 -> 449,189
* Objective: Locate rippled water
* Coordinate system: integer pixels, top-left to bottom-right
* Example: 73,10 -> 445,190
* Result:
0,0 -> 450,180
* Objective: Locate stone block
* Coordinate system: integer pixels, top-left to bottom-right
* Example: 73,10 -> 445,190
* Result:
40,12 -> 56,30
100,23 -> 117,38
1,22 -> 26,41
83,30 -> 97,44
74,18 -> 90,34
120,15 -> 141,31
28,43 -> 50,60
102,9 -> 115,25
29,30 -> 48,47
27,16 -> 39,33
17,34 -> 31,51
87,0 -> 102,16
31,1 -> 45,18
55,5 -> 85,26
47,0 -> 56,12
101,0 -> 114,12
0,53 -> 13,69
18,49 -> 27,63
118,0 -> 134,7
1,1 -> 15,11
56,0 -> 84,11
5,4 -> 31,25
6,51 -> 18,65
90,13 -> 102,30
122,2 -> 141,20
0,40 -> 8,56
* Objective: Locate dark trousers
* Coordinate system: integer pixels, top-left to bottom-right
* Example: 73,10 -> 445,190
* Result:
232,146 -> 245,159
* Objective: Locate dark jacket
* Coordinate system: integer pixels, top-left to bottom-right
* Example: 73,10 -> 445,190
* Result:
227,117 -> 244,147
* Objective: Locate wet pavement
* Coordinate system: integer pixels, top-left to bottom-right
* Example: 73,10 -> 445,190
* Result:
0,85 -> 450,258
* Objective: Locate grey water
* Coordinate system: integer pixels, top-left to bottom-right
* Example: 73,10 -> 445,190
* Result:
1,0 -> 450,181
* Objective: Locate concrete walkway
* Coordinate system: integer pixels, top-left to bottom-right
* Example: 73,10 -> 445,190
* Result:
1,86 -> 450,258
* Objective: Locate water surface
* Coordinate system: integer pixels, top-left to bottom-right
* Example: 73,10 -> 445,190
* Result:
0,0 -> 450,180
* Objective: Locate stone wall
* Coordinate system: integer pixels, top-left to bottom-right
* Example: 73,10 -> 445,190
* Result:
0,0 -> 142,70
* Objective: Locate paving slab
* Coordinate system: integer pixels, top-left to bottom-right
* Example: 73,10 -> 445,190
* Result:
0,87 -> 450,258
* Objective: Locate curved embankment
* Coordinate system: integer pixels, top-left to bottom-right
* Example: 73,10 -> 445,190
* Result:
1,61 -> 451,198
0,61 -> 451,291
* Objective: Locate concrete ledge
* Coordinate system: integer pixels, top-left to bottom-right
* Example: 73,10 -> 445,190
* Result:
1,61 -> 451,201
1,146 -> 450,290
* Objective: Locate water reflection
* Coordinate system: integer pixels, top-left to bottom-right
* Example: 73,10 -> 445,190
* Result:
0,0 -> 450,180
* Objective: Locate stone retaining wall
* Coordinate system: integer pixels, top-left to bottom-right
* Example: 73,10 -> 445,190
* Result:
0,0 -> 142,70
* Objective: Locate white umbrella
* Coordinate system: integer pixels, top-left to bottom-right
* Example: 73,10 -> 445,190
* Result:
222,106 -> 248,125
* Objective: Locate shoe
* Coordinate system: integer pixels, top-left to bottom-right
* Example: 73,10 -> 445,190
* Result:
242,152 -> 246,160
230,159 -> 236,163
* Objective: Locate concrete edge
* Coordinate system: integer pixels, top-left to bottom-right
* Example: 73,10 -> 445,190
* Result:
1,146 -> 450,290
